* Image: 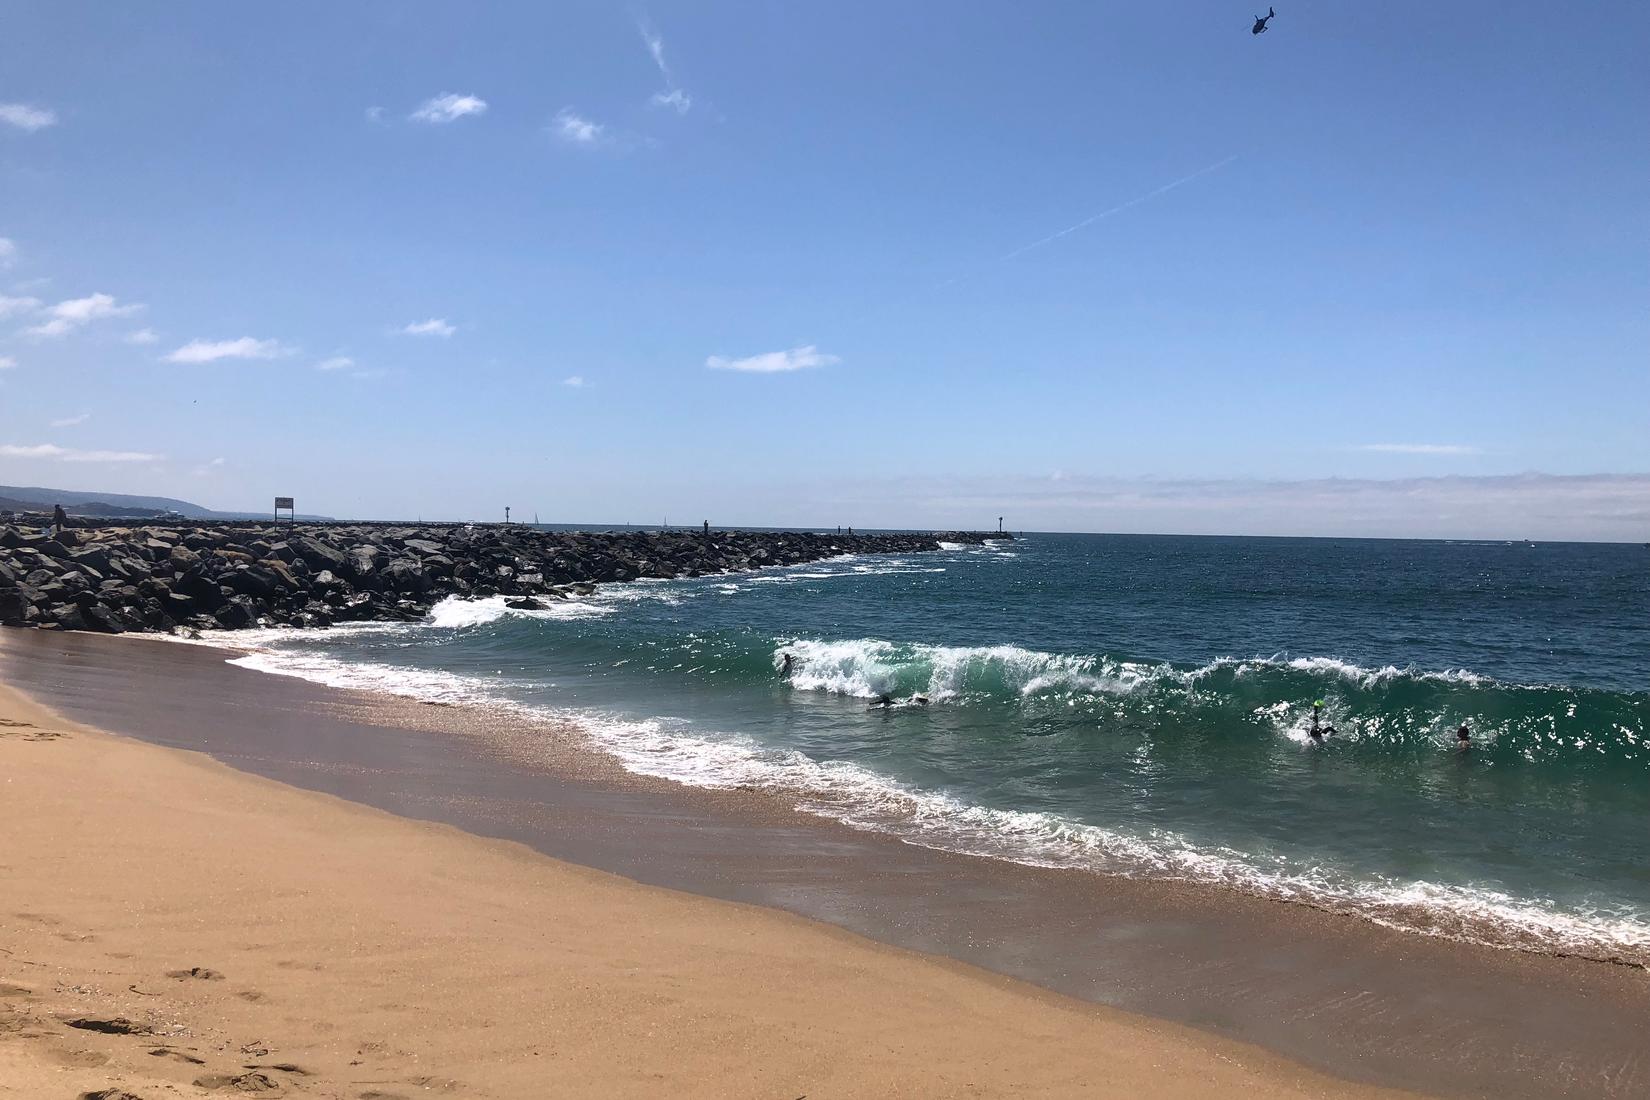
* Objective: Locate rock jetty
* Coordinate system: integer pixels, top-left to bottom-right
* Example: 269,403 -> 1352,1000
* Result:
0,520 -> 1007,635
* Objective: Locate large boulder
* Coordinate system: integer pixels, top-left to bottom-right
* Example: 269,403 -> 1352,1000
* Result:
345,545 -> 383,580
162,592 -> 197,620
82,604 -> 126,634
0,589 -> 29,624
258,559 -> 302,591
173,572 -> 226,611
67,546 -> 112,574
213,598 -> 256,629
49,604 -> 88,631
402,538 -> 446,557
223,567 -> 276,600
287,536 -> 347,572
381,558 -> 429,594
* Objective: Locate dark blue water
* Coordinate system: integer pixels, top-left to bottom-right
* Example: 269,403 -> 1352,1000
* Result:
230,534 -> 1650,962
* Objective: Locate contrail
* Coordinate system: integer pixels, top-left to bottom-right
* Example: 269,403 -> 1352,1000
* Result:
939,154 -> 1240,287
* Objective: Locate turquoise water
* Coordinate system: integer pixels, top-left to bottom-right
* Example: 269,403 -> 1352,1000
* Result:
228,534 -> 1650,962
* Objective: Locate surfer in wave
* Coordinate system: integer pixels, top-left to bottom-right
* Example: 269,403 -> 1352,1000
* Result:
1309,700 -> 1336,741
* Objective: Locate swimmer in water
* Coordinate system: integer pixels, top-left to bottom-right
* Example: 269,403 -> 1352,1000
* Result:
870,693 -> 895,709
1456,723 -> 1471,752
779,652 -> 794,677
1309,700 -> 1336,741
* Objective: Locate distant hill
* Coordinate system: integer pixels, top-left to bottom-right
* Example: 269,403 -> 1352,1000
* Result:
0,494 -> 168,518
0,485 -> 332,522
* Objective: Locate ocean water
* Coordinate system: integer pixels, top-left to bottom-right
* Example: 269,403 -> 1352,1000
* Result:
221,534 -> 1650,964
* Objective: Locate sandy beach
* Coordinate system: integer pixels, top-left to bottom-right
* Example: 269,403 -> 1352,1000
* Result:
0,670 -> 1427,1099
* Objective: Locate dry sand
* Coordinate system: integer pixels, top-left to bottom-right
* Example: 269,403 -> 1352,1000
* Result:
0,680 -> 1417,1100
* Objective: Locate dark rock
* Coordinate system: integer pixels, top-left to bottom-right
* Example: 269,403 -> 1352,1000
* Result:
214,597 -> 257,629
82,604 -> 126,634
505,597 -> 546,611
68,546 -> 112,573
224,567 -> 277,599
1,519 -> 1004,636
382,558 -> 428,593
173,572 -> 226,611
50,604 -> 88,631
288,535 -> 346,572
346,545 -> 383,579
0,589 -> 28,624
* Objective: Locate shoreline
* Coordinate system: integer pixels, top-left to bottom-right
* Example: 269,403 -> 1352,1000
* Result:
0,649 -> 1418,1100
4,630 -> 1647,1098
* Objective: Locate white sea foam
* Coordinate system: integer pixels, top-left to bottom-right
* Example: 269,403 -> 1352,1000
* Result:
560,700 -> 1650,964
219,635 -> 1650,963
425,594 -> 614,627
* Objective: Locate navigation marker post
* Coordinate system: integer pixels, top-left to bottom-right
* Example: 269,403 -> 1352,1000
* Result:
274,497 -> 295,528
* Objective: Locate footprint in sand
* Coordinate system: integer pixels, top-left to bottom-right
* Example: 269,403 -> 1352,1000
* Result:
236,989 -> 269,1003
79,1090 -> 148,1100
48,1047 -> 111,1068
149,1046 -> 208,1064
166,966 -> 226,981
193,1070 -> 283,1093
13,911 -> 61,925
63,1016 -> 154,1035
0,718 -> 65,741
246,1062 -> 312,1077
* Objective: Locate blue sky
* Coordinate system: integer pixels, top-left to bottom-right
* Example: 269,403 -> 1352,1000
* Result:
1,1 -> 1646,537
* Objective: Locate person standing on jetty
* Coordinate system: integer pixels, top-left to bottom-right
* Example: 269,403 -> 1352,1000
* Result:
52,504 -> 68,535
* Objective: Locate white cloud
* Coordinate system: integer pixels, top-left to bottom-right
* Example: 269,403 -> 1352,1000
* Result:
0,355 -> 16,370
553,108 -> 606,145
350,368 -> 389,380
410,93 -> 488,124
50,413 -> 89,428
125,327 -> 159,345
650,89 -> 693,114
365,106 -> 384,123
0,442 -> 161,463
562,375 -> 588,388
638,19 -> 692,114
24,292 -> 143,338
706,345 -> 840,374
193,456 -> 227,476
400,318 -> 455,337
163,337 -> 290,364
315,355 -> 355,371
0,294 -> 41,318
1355,443 -> 1482,456
0,103 -> 57,132
0,237 -> 15,267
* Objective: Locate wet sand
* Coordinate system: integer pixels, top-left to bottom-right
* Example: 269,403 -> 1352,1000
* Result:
3,630 -> 1647,1098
